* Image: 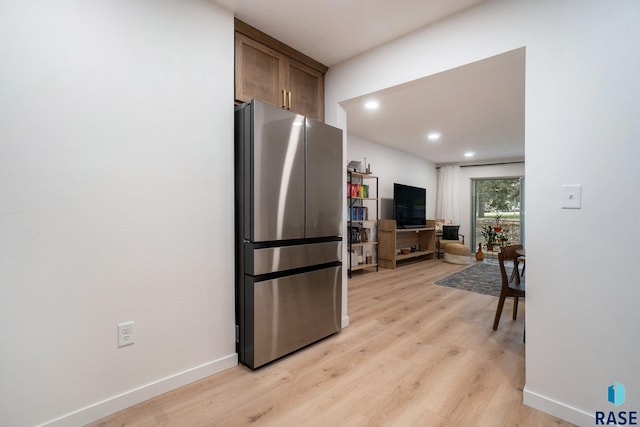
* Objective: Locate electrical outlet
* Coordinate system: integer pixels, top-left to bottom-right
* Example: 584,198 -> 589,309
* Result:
118,321 -> 135,347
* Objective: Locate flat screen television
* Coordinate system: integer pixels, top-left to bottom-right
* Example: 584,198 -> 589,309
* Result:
393,183 -> 426,229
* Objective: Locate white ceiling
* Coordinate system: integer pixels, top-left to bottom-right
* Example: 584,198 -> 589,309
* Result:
216,0 -> 489,66
343,48 -> 525,165
217,0 -> 525,165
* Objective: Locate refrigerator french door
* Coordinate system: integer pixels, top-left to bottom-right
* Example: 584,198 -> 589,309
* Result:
235,100 -> 343,369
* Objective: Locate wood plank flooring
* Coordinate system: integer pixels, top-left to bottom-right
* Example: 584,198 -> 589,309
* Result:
89,259 -> 573,427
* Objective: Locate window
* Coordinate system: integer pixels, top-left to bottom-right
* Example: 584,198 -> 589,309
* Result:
471,177 -> 524,251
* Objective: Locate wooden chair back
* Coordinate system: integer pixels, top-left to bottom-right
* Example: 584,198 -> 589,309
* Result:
500,244 -> 523,261
500,244 -> 524,283
497,251 -> 510,290
493,252 -> 526,330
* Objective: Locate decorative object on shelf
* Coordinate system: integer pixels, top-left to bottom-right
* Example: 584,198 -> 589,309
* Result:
476,243 -> 485,261
366,251 -> 372,264
347,160 -> 364,173
350,250 -> 358,267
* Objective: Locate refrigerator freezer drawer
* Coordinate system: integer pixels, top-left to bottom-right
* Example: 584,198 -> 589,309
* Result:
249,241 -> 342,276
244,265 -> 342,369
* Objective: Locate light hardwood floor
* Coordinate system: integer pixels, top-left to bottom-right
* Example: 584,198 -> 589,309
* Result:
89,259 -> 573,427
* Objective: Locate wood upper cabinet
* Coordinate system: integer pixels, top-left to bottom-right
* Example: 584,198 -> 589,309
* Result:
286,60 -> 324,120
234,33 -> 286,110
234,20 -> 326,121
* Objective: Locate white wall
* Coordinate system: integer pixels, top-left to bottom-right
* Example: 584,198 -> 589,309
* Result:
347,133 -> 437,219
0,1 -> 236,426
326,0 -> 640,425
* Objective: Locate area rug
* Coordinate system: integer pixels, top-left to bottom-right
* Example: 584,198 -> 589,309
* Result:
434,262 -> 501,297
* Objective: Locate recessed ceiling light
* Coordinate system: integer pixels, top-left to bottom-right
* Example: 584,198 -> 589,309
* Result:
364,100 -> 379,110
427,132 -> 441,141
464,151 -> 475,157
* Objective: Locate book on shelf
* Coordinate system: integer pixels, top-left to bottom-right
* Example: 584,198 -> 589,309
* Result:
347,183 -> 369,198
348,226 -> 371,243
349,206 -> 369,221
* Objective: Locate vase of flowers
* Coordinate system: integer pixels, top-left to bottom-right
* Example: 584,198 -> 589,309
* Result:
481,223 -> 497,250
493,214 -> 503,233
481,216 -> 509,250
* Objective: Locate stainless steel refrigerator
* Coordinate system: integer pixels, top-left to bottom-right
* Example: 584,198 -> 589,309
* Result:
235,99 -> 343,369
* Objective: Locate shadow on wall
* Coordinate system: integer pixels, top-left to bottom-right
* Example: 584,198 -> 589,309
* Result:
380,198 -> 393,219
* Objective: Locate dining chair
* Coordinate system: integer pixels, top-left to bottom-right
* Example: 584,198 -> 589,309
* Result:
500,244 -> 524,284
492,252 -> 526,331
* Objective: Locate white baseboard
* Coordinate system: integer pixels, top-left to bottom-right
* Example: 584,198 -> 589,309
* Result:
341,315 -> 350,328
523,385 -> 594,426
39,353 -> 238,427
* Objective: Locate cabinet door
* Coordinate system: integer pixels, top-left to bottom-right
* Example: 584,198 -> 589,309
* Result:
235,33 -> 286,108
287,60 -> 324,121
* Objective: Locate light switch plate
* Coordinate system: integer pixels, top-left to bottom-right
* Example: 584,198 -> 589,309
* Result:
561,184 -> 582,209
